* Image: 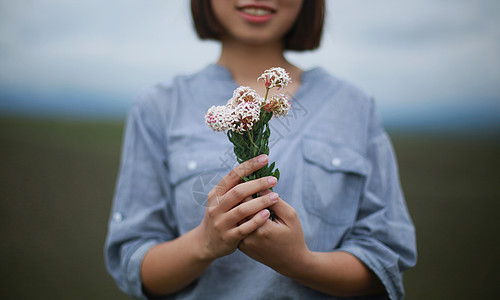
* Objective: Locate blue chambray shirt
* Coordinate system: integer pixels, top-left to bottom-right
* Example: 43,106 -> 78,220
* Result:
105,64 -> 417,300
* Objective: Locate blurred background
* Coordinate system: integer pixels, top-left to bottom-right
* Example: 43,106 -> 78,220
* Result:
1,0 -> 499,299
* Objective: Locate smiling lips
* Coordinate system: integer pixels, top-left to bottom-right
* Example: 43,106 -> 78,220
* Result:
238,6 -> 276,23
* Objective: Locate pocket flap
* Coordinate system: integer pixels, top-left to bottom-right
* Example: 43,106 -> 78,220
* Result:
301,137 -> 369,176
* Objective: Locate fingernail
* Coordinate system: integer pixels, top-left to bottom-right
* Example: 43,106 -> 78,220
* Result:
268,177 -> 277,185
260,209 -> 270,218
258,154 -> 268,163
269,192 -> 279,201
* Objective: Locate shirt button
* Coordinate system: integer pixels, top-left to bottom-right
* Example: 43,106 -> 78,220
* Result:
187,160 -> 197,171
113,212 -> 123,223
331,158 -> 342,167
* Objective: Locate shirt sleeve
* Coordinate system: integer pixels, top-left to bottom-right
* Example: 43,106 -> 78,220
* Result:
104,94 -> 177,299
337,99 -> 417,300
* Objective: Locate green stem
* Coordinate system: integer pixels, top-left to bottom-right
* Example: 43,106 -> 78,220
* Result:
248,130 -> 256,148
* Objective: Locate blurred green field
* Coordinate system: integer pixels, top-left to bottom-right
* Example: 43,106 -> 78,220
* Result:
1,118 -> 499,299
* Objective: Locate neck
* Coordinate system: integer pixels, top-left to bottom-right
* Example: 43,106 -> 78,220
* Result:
216,39 -> 302,96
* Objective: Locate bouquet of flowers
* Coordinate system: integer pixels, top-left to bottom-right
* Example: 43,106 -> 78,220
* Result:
205,67 -> 292,184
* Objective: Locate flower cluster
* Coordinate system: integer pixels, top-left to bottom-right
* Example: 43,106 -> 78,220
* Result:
206,86 -> 263,133
264,94 -> 292,117
228,86 -> 263,107
205,68 -> 291,133
257,67 -> 291,90
205,105 -> 236,132
205,67 -> 292,189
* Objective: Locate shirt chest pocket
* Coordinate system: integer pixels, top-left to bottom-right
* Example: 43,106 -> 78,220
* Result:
301,137 -> 369,225
168,148 -> 231,232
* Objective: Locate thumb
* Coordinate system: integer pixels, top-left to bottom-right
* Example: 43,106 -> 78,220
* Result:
268,198 -> 296,224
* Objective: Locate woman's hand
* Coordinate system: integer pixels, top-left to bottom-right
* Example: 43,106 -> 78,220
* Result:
141,155 -> 278,297
238,196 -> 311,277
238,196 -> 386,297
194,154 -> 280,261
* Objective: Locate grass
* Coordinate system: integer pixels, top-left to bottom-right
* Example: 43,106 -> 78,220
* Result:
0,117 -> 499,299
393,134 -> 500,299
0,118 -> 127,300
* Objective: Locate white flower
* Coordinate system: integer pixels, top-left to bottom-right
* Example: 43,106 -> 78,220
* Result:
205,105 -> 238,132
205,100 -> 261,133
206,67 -> 292,134
263,94 -> 291,117
234,101 -> 261,133
227,86 -> 263,107
257,67 -> 291,90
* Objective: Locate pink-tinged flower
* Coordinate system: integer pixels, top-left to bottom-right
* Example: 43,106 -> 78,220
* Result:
257,67 -> 291,90
263,94 -> 291,117
205,105 -> 238,132
227,86 -> 263,107
234,101 -> 261,133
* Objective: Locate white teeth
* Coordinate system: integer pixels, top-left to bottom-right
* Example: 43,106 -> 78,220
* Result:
242,7 -> 272,16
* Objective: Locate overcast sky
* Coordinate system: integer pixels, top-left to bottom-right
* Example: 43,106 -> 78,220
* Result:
0,0 -> 499,130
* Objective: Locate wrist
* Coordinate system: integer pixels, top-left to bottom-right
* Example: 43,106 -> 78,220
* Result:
190,225 -> 216,264
279,248 -> 315,279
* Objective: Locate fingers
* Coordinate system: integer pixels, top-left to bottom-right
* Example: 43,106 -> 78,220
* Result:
211,154 -> 270,198
256,189 -> 273,197
267,198 -> 297,224
217,176 -> 277,212
230,209 -> 271,238
225,192 -> 279,226
240,189 -> 272,205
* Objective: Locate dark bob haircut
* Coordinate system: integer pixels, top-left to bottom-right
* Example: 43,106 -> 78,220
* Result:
190,0 -> 325,51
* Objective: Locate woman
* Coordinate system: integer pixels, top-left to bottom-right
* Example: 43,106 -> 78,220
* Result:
105,1 -> 417,299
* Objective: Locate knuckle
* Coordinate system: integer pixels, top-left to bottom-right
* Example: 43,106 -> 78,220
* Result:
233,205 -> 246,217
207,189 -> 216,200
261,177 -> 271,188
255,227 -> 268,239
252,216 -> 266,231
253,216 -> 264,228
235,225 -> 246,237
213,221 -> 223,233
219,234 -> 228,244
241,238 -> 253,249
206,206 -> 216,218
209,184 -> 226,200
215,181 -> 228,193
229,167 -> 242,179
229,188 -> 243,200
237,160 -> 257,177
